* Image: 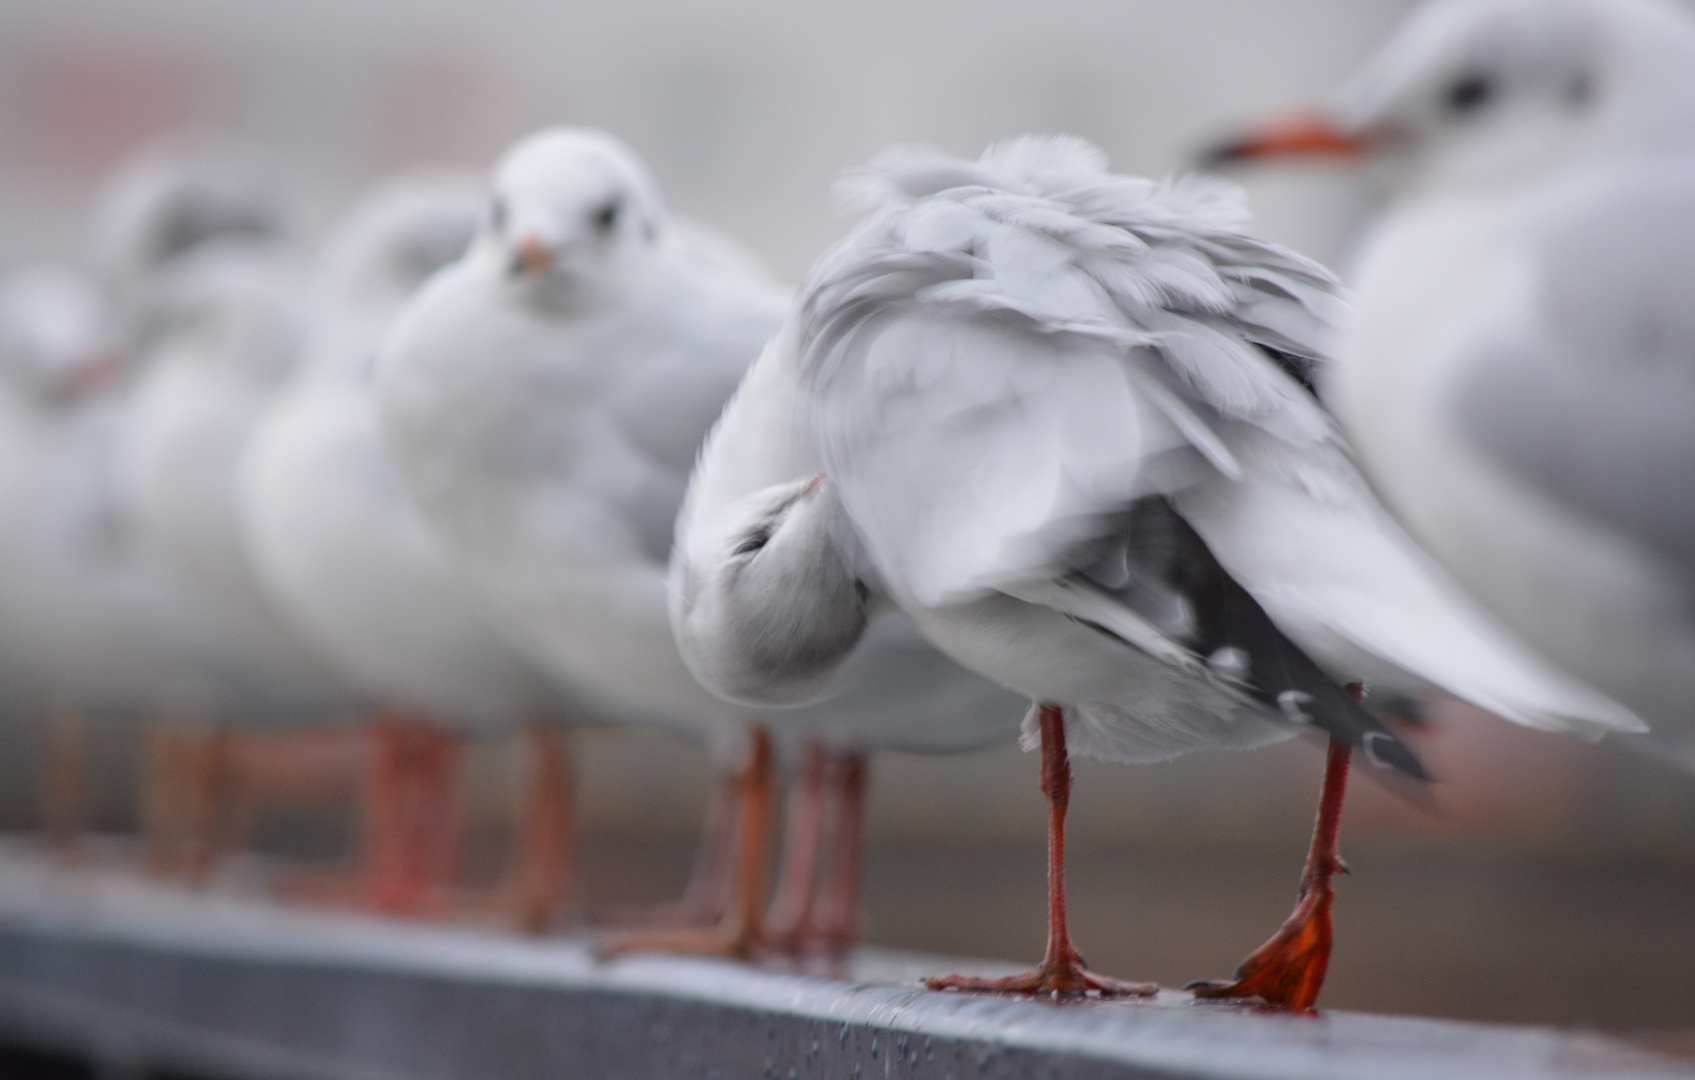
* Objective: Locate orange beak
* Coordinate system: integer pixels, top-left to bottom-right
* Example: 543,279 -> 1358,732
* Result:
1199,110 -> 1375,167
514,234 -> 555,275
68,352 -> 119,399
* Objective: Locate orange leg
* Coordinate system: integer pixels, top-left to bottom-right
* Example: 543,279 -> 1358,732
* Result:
1188,729 -> 1354,1011
599,727 -> 774,960
506,725 -> 576,934
43,706 -> 89,863
360,714 -> 463,917
927,706 -> 1156,998
592,763 -> 739,930
141,725 -> 183,877
812,751 -> 869,957
763,742 -> 829,954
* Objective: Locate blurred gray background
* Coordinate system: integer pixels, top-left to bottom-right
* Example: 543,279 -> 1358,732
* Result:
0,0 -> 1692,1039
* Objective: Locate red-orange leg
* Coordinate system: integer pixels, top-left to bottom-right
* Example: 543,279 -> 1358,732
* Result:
811,750 -> 868,956
506,725 -> 576,933
927,706 -> 1156,998
1189,717 -> 1356,1011
599,727 -> 775,961
763,742 -> 829,953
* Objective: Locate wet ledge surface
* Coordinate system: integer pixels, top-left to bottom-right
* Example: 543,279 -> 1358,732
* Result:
0,845 -> 1684,1080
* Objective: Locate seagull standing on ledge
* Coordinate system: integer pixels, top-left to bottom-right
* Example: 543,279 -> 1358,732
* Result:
1205,0 -> 1695,774
242,171 -> 575,923
379,128 -> 1026,957
676,137 -> 1640,1006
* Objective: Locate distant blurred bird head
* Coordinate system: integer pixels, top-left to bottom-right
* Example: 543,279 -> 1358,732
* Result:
484,127 -> 666,303
94,131 -> 288,284
316,169 -> 486,315
1200,0 -> 1695,193
0,267 -> 118,403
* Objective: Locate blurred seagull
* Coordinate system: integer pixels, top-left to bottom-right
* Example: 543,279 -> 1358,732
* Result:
94,132 -> 288,354
679,137 -> 1640,1005
242,171 -> 577,924
0,267 -> 250,858
1204,0 -> 1695,771
378,128 -> 1025,957
376,128 -> 797,954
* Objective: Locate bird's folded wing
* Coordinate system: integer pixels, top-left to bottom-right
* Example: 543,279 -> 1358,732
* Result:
801,140 -> 1344,608
1177,435 -> 1647,737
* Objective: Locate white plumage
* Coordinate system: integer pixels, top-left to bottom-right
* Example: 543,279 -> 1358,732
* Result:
0,267 -> 239,715
118,233 -> 351,719
782,138 -> 1636,767
241,171 -> 558,726
1219,0 -> 1695,768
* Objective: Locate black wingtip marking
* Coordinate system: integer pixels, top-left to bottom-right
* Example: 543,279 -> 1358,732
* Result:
1079,497 -> 1430,782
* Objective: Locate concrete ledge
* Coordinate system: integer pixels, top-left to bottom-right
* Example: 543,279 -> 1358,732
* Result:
0,845 -> 1684,1080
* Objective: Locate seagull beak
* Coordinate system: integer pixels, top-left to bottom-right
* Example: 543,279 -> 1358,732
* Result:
1197,110 -> 1375,167
511,234 -> 556,276
68,352 -> 119,399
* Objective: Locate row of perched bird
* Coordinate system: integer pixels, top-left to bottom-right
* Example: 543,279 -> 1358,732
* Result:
3,0 -> 1690,1011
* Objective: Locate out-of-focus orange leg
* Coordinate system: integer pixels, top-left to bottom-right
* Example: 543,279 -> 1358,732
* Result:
592,765 -> 737,931
812,751 -> 869,957
505,725 -> 575,933
43,705 -> 89,863
927,706 -> 1156,998
763,742 -> 828,954
599,727 -> 774,960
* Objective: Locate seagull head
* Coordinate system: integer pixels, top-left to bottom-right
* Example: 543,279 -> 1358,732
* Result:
95,130 -> 286,283
672,472 -> 873,709
0,267 -> 120,404
1200,0 -> 1695,193
317,169 -> 485,314
483,128 -> 667,305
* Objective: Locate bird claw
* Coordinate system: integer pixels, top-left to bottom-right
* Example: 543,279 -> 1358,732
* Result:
926,957 -> 1156,999
595,923 -> 761,963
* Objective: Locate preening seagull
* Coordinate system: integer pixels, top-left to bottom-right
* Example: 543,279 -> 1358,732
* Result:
679,136 -> 1640,1005
1205,0 -> 1695,772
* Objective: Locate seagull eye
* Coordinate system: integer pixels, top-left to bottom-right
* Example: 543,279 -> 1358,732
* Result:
593,199 -> 621,233
1443,74 -> 1494,115
490,197 -> 508,233
732,527 -> 770,557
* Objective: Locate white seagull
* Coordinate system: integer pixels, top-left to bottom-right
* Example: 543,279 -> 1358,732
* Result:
378,128 -> 1025,956
676,137 -> 1640,1004
119,237 -> 350,718
94,131 -> 287,353
241,170 -> 575,925
0,266 -> 264,861
1205,0 -> 1695,773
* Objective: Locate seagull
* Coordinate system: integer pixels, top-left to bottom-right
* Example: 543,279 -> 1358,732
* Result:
93,131 -> 288,354
0,265 -> 259,865
377,127 -> 1025,956
118,236 -> 350,715
1202,0 -> 1695,772
676,136 -> 1641,1005
240,170 -> 576,926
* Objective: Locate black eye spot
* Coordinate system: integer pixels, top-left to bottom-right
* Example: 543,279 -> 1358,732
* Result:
593,199 -> 621,232
732,527 -> 770,557
1444,73 -> 1494,114
490,197 -> 508,232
